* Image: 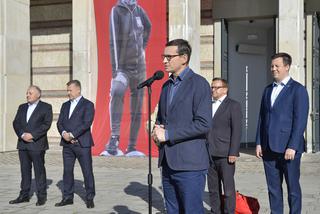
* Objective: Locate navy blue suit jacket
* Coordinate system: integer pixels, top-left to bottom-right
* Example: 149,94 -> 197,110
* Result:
156,69 -> 212,171
256,78 -> 309,153
57,97 -> 95,148
13,101 -> 53,151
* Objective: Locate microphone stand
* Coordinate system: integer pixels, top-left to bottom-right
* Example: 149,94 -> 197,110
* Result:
147,85 -> 153,214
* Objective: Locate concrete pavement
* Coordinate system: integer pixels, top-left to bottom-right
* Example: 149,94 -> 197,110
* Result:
0,150 -> 319,214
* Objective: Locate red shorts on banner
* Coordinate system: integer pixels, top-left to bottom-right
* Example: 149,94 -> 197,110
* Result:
235,191 -> 260,214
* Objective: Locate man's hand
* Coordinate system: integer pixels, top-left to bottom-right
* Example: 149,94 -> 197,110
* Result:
62,132 -> 72,142
256,145 -> 263,159
22,133 -> 33,143
284,148 -> 296,160
70,139 -> 78,144
152,124 -> 166,145
228,156 -> 237,163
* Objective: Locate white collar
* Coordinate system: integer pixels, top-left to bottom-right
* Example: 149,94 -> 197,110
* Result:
274,76 -> 291,86
213,94 -> 227,103
71,95 -> 82,103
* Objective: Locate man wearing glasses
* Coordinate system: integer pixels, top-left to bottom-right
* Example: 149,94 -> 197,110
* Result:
207,78 -> 242,213
152,39 -> 212,214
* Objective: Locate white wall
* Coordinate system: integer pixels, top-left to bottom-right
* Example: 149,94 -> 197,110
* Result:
0,0 -> 30,152
169,0 -> 201,76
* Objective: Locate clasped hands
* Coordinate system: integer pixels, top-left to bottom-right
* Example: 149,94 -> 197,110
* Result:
152,124 -> 166,146
22,133 -> 34,143
62,132 -> 77,144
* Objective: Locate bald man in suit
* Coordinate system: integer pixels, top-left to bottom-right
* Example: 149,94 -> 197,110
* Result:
10,85 -> 53,206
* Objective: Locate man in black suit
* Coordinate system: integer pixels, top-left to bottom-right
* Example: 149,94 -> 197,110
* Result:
10,85 -> 53,206
207,78 -> 242,214
55,80 -> 95,209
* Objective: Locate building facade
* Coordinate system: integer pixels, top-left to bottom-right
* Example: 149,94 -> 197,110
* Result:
1,0 -> 319,153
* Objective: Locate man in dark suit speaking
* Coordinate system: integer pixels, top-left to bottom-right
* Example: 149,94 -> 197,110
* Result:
207,78 -> 242,214
55,80 -> 95,209
10,85 -> 53,206
152,39 -> 212,214
256,53 -> 309,213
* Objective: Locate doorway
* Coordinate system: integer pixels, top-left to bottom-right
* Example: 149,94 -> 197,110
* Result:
223,19 -> 276,146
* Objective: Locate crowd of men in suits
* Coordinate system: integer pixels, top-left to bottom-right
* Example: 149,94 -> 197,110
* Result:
9,38 -> 308,214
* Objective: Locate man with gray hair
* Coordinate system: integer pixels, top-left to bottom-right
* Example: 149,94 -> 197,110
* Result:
10,85 -> 53,206
101,0 -> 152,157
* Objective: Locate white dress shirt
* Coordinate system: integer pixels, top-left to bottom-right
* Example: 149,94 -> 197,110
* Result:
69,95 -> 82,119
26,100 -> 39,122
271,76 -> 291,107
62,96 -> 82,139
212,94 -> 227,118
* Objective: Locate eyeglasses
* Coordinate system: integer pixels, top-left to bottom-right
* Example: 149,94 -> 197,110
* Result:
161,54 -> 181,62
211,86 -> 226,89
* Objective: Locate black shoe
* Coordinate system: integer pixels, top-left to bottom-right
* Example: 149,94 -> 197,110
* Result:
86,200 -> 94,208
9,196 -> 29,204
36,198 -> 46,206
55,199 -> 73,207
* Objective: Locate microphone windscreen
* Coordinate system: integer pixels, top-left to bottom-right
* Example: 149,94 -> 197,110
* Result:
154,70 -> 164,80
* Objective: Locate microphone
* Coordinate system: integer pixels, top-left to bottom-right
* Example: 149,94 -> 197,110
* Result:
137,70 -> 164,89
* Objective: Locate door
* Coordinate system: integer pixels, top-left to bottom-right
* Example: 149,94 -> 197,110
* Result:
227,19 -> 275,146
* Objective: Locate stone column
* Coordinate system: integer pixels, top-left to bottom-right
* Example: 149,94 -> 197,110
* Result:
72,0 -> 98,102
278,0 -> 311,152
278,0 -> 304,84
169,0 -> 201,74
213,21 -> 222,78
305,15 -> 315,153
0,0 -> 30,152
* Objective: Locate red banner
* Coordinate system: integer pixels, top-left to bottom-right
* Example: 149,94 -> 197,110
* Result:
92,0 -> 167,156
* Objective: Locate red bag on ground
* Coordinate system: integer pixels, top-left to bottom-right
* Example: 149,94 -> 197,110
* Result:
235,191 -> 260,214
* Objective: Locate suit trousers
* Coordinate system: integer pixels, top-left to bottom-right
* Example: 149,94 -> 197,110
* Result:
207,157 -> 235,214
18,150 -> 47,200
161,159 -> 207,214
263,150 -> 302,214
62,145 -> 95,201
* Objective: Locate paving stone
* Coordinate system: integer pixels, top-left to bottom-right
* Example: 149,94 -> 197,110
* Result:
0,151 -> 319,213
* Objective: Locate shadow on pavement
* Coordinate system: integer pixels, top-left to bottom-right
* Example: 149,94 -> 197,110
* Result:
30,178 -> 53,198
110,205 -> 141,214
56,179 -> 86,202
120,181 -> 165,213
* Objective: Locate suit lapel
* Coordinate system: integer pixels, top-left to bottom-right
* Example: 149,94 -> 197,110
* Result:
266,85 -> 273,110
213,97 -> 229,121
65,101 -> 71,119
69,97 -> 83,119
272,78 -> 293,108
21,103 -> 28,124
26,101 -> 41,124
162,82 -> 169,118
